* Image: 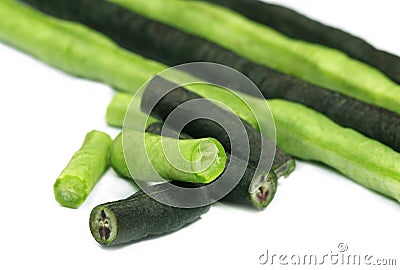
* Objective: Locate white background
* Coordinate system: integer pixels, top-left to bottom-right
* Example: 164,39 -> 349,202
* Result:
1,1 -> 399,269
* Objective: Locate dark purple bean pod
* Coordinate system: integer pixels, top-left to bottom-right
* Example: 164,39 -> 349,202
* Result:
89,184 -> 210,246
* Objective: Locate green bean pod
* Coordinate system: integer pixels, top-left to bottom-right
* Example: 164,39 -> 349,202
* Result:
269,100 -> 400,202
106,92 -> 157,128
110,131 -> 227,184
0,0 -> 163,92
54,130 -> 112,208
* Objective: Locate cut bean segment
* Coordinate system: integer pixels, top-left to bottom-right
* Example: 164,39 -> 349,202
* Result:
145,122 -> 278,209
110,131 -> 227,184
89,184 -> 210,246
54,130 -> 112,208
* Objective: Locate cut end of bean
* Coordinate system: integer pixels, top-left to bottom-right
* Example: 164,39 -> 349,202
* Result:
274,159 -> 296,179
249,172 -> 277,209
53,176 -> 88,209
191,138 -> 227,184
89,206 -> 118,245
